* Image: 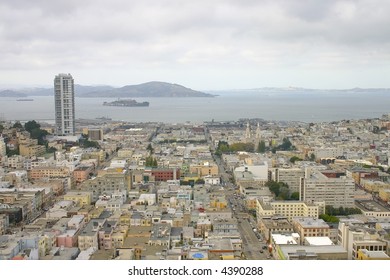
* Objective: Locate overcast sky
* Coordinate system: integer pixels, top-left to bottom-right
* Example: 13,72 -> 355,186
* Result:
1,0 -> 389,90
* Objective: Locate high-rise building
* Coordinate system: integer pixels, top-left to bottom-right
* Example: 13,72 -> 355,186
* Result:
54,73 -> 75,136
0,136 -> 6,157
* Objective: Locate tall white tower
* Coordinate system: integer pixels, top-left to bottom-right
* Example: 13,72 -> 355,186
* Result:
54,73 -> 75,136
255,122 -> 261,139
0,136 -> 6,157
245,122 -> 251,139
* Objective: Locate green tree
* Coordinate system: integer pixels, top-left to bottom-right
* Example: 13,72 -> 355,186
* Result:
266,181 -> 289,199
24,120 -> 49,145
12,122 -> 23,129
309,153 -> 316,161
24,120 -> 40,132
145,156 -> 158,167
290,192 -> 300,200
146,143 -> 154,154
319,214 -> 340,223
0,123 -> 4,133
280,138 -> 292,150
257,140 -> 266,153
83,140 -> 100,149
46,146 -> 57,153
325,205 -> 362,216
290,156 -> 303,164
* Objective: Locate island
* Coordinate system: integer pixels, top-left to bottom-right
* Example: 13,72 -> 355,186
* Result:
103,99 -> 149,107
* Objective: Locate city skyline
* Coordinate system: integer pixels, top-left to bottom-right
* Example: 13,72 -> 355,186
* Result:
1,1 -> 390,90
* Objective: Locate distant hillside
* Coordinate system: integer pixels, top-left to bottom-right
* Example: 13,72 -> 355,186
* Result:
0,82 -> 214,98
80,81 -> 215,98
0,90 -> 27,97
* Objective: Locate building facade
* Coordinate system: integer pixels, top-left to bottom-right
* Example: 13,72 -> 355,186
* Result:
54,73 -> 75,136
300,169 -> 355,208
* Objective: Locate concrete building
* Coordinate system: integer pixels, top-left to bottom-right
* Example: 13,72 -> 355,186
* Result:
274,167 -> 305,194
190,162 -> 219,177
338,218 -> 388,259
256,199 -> 323,222
357,249 -> 390,260
88,129 -> 104,141
379,188 -> 390,202
78,218 -> 106,251
300,169 -> 355,208
234,163 -> 269,185
0,213 -> 9,234
292,217 -> 330,244
29,167 -> 71,181
78,171 -> 131,202
277,245 -> 347,260
0,137 -> 6,158
355,200 -> 390,218
54,73 -> 75,136
259,216 -> 294,242
64,191 -> 92,206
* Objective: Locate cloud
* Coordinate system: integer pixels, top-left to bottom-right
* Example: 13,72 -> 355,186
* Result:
0,0 -> 389,88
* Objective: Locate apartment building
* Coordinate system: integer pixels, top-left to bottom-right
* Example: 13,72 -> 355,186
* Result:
292,217 -> 330,244
300,169 -> 355,208
273,167 -> 305,194
256,199 -> 324,222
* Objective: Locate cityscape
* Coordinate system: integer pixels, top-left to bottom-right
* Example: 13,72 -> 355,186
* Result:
1,73 -> 390,260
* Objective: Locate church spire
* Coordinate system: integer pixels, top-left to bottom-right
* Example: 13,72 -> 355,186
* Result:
255,122 -> 261,139
245,122 -> 251,139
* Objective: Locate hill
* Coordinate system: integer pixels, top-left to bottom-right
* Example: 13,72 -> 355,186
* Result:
80,81 -> 215,98
0,90 -> 27,97
0,82 -> 214,98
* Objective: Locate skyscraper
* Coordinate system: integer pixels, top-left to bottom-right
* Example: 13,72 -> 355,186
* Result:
54,73 -> 75,136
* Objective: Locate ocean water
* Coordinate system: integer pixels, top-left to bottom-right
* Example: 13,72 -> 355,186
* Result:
0,91 -> 389,123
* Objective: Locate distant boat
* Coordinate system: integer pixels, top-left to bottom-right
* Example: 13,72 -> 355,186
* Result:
17,98 -> 34,101
103,99 -> 149,107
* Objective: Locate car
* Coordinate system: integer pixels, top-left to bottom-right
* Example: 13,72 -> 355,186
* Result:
260,250 -> 264,253
262,245 -> 267,250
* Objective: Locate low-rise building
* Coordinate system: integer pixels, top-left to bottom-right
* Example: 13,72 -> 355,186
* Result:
64,191 -> 92,206
292,217 -> 330,245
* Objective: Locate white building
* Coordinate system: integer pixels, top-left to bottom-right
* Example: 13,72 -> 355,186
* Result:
54,73 -> 75,136
0,137 -> 6,157
300,169 -> 355,208
314,147 -> 344,159
273,168 -> 305,194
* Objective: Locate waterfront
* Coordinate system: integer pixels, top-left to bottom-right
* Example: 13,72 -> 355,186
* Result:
0,90 -> 389,123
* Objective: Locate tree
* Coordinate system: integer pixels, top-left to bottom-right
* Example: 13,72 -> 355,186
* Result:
309,153 -> 316,161
146,143 -> 154,154
257,140 -> 266,153
24,120 -> 49,145
145,156 -> 158,167
319,214 -> 339,223
24,120 -> 40,132
0,123 -> 4,133
266,181 -> 289,200
290,192 -> 300,200
46,146 -> 57,153
83,139 -> 100,149
12,122 -> 23,129
280,138 -> 292,150
290,156 -> 303,164
325,205 -> 362,216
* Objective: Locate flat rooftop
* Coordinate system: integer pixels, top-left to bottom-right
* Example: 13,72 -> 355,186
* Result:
356,200 -> 390,212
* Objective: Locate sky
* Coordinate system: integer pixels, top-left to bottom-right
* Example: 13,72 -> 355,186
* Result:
0,0 -> 390,90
